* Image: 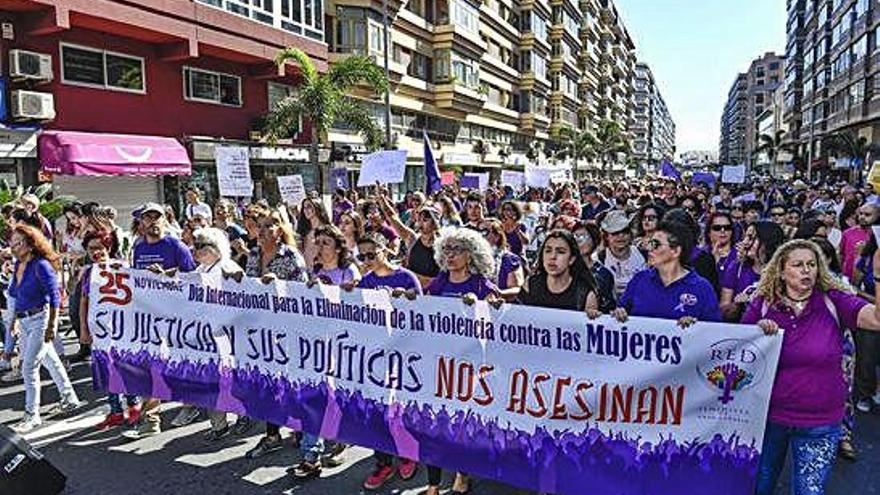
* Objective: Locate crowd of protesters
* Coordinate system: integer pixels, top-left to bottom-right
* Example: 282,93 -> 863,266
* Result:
0,175 -> 878,495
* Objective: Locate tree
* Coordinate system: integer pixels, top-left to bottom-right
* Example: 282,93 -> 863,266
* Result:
822,131 -> 880,183
581,119 -> 630,175
0,182 -> 76,237
263,48 -> 388,194
754,130 -> 795,174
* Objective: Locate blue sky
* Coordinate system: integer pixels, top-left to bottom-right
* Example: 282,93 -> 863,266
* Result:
614,0 -> 787,154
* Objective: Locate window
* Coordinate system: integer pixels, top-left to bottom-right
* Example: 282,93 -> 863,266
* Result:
60,44 -> 145,93
409,51 -> 431,80
183,67 -> 242,106
852,34 -> 868,65
855,0 -> 869,18
335,10 -> 368,54
451,0 -> 478,34
805,47 -> 815,68
849,80 -> 865,106
530,12 -> 548,41
531,52 -> 547,80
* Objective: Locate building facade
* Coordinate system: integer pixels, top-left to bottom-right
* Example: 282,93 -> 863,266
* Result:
787,0 -> 880,175
632,62 -> 675,174
719,73 -> 748,165
0,0 -> 327,216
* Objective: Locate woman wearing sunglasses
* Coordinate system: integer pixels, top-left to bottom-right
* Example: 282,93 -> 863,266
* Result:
612,219 -> 720,328
478,219 -> 524,301
720,221 -> 784,322
379,195 -> 442,289
634,203 -> 664,252
355,232 -> 421,490
705,212 -> 737,281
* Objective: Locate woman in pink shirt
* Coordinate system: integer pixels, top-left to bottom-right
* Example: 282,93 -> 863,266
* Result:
743,239 -> 880,495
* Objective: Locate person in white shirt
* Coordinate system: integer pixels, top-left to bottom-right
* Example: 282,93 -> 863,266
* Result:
184,187 -> 213,225
593,210 -> 647,297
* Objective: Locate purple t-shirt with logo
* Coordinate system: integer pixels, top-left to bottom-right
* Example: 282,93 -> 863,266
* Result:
133,236 -> 196,272
619,268 -> 721,322
742,289 -> 868,427
426,272 -> 497,299
359,268 -> 422,294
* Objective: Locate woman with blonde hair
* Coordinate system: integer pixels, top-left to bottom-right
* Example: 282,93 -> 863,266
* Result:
744,239 -> 880,495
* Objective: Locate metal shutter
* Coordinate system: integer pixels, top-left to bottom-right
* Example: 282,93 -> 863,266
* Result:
52,176 -> 162,228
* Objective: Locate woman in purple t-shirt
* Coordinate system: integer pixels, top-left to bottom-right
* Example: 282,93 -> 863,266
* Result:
422,227 -> 499,495
744,239 -> 880,495
478,219 -> 524,301
720,221 -> 784,321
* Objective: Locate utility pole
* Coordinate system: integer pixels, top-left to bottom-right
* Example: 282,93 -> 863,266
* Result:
806,115 -> 815,181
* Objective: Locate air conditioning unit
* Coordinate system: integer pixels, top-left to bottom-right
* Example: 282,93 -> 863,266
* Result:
8,49 -> 53,82
10,90 -> 55,121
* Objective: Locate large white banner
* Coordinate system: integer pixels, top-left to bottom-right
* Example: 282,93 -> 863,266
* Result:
89,268 -> 782,495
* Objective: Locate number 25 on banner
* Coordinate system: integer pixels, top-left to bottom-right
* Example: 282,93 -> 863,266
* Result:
98,270 -> 132,306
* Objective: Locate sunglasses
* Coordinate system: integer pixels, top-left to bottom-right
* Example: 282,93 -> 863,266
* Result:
193,242 -> 214,250
710,224 -> 733,232
442,245 -> 467,255
356,252 -> 378,262
642,214 -> 658,221
647,239 -> 669,251
770,211 -> 785,217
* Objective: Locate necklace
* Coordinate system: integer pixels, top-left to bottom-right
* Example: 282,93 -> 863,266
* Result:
784,292 -> 811,312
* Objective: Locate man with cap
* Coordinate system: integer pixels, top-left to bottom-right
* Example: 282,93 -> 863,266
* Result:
580,185 -> 611,221
124,202 -> 196,440
593,210 -> 647,298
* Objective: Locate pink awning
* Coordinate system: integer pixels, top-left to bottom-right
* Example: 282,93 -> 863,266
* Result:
39,131 -> 191,177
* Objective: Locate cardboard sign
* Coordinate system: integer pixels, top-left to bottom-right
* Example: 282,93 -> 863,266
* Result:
357,150 -> 408,187
721,165 -> 746,184
440,171 -> 456,185
277,174 -> 306,206
501,170 -> 525,188
524,165 -> 551,189
216,146 -> 254,197
462,172 -> 489,191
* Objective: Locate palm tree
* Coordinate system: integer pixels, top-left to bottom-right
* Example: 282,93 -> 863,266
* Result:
582,119 -> 630,176
822,131 -> 880,183
263,48 -> 388,194
0,182 -> 76,237
754,130 -> 795,174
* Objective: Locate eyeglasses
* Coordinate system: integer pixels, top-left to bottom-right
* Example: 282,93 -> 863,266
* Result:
356,252 -> 378,262
710,224 -> 733,232
642,214 -> 658,221
574,233 -> 591,243
648,239 -> 673,251
193,242 -> 215,250
770,211 -> 785,217
442,245 -> 467,255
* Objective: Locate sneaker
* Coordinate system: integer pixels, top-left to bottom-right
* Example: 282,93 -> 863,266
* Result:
49,397 -> 81,416
14,413 -> 42,433
321,442 -> 347,467
0,359 -> 11,372
68,344 -> 92,364
1,368 -> 21,383
121,421 -> 161,440
292,460 -> 322,479
363,464 -> 395,490
231,416 -> 253,435
204,425 -> 231,443
856,398 -> 873,413
126,406 -> 141,426
170,406 -> 201,427
245,435 -> 283,459
398,459 -> 418,480
95,413 -> 126,430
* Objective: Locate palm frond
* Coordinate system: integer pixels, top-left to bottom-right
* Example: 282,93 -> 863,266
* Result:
328,55 -> 388,95
336,98 -> 384,151
275,48 -> 318,85
263,96 -> 306,143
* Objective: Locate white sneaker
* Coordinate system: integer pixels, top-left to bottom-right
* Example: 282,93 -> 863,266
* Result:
1,368 -> 21,383
13,413 -> 41,433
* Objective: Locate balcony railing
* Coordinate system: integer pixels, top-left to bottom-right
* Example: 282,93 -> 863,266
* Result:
195,0 -> 324,41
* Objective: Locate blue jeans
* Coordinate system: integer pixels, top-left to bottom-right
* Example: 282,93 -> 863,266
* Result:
755,421 -> 841,495
300,433 -> 324,463
107,393 -> 139,414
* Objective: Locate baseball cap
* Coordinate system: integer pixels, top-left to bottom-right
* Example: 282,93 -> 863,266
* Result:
138,202 -> 164,217
600,210 -> 631,234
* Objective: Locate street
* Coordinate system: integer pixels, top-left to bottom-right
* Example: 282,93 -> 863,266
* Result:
1,336 -> 878,495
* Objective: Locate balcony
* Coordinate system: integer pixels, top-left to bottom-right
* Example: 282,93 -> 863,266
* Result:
434,82 -> 487,113
520,112 -> 552,132
434,24 -> 486,59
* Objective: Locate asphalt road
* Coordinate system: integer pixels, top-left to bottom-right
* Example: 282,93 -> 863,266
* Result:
1,335 -> 878,495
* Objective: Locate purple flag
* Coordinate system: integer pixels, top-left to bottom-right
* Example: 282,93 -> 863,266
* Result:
424,130 -> 442,195
660,159 -> 682,181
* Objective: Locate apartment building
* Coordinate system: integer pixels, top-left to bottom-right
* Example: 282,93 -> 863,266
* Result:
632,62 -> 675,174
719,52 -> 783,166
783,0 -> 806,149
0,0 -> 327,215
324,0 -> 640,180
789,0 -> 879,173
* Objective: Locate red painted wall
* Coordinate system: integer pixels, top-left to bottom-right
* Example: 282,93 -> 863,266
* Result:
4,17 -> 311,142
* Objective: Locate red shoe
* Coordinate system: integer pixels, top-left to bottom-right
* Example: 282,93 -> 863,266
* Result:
398,459 -> 418,480
96,413 -> 125,430
363,464 -> 395,490
127,406 -> 141,426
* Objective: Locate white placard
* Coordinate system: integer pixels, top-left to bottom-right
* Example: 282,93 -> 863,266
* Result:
501,170 -> 525,188
357,150 -> 408,187
462,172 -> 490,191
524,165 -> 551,188
216,146 -> 254,197
277,174 -> 306,206
721,165 -> 746,184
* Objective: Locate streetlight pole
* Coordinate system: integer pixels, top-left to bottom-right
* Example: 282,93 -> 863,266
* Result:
806,113 -> 814,181
382,0 -> 392,150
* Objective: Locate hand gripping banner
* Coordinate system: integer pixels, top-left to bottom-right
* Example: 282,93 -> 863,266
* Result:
88,268 -> 783,495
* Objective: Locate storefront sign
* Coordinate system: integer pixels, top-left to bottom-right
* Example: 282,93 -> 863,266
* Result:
90,268 -> 782,495
215,146 -> 253,197
252,146 -> 309,162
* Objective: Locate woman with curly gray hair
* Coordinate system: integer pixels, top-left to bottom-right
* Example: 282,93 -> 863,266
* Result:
421,226 -> 498,495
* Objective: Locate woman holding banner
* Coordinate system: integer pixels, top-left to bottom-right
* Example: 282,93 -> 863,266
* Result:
612,219 -> 721,326
10,225 -> 80,432
478,219 -> 524,301
744,239 -> 880,495
421,226 -> 501,495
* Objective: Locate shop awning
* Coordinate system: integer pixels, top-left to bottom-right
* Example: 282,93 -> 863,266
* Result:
39,131 -> 191,176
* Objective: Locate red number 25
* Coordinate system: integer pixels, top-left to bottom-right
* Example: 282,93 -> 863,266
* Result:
98,270 -> 133,306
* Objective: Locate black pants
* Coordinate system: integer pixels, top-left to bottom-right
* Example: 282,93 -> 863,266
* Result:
69,278 -> 82,338
375,451 -> 393,466
426,465 -> 442,486
855,329 -> 880,400
266,422 -> 280,437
